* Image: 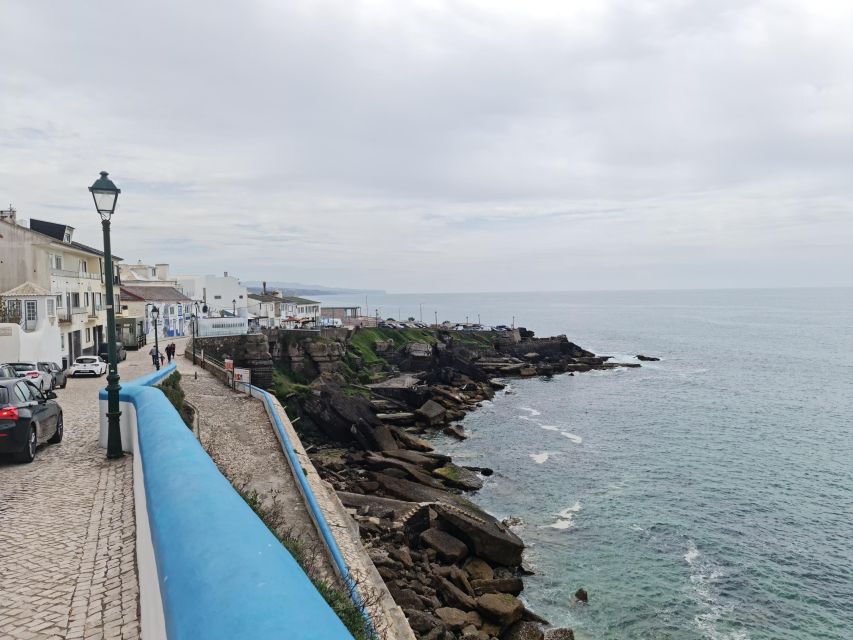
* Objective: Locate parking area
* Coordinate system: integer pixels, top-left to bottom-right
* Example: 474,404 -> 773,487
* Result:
0,345 -> 168,640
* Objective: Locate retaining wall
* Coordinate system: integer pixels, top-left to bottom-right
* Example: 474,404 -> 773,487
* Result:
98,366 -> 353,639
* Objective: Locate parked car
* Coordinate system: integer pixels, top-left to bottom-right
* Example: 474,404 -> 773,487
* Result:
98,342 -> 127,362
0,363 -> 18,379
39,362 -> 67,389
0,378 -> 63,462
68,356 -> 108,377
7,362 -> 52,391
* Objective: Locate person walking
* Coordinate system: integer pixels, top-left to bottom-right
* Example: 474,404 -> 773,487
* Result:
165,343 -> 173,363
149,345 -> 159,368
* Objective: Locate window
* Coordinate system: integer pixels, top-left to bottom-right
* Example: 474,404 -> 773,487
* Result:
56,295 -> 63,308
214,295 -> 222,300
47,298 -> 55,317
71,293 -> 80,308
79,260 -> 88,273
63,230 -> 71,243
85,328 -> 91,342
25,300 -> 37,322
95,293 -> 101,308
14,382 -> 30,403
239,294 -> 243,299
50,254 -> 63,270
84,292 -> 90,306
61,333 -> 65,349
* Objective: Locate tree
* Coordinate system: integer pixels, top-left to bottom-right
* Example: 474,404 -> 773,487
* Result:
0,296 -> 21,324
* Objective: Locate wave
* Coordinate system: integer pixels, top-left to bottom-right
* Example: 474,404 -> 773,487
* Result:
530,452 -> 550,464
548,501 -> 581,529
540,425 -> 560,431
560,431 -> 583,444
519,407 -> 541,416
684,543 -> 700,565
519,415 -> 538,423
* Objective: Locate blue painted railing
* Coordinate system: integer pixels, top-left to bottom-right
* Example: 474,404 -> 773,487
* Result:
102,365 -> 353,639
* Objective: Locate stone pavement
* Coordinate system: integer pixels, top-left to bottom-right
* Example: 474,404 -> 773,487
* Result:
0,343 -> 167,640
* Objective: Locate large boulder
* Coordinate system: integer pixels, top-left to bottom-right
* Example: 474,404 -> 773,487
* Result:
434,504 -> 525,566
471,577 -> 524,596
544,629 -> 575,640
433,464 -> 484,491
421,528 -> 469,562
477,593 -> 523,627
463,557 -> 494,581
435,607 -> 469,630
416,399 -> 447,425
502,621 -> 544,640
404,609 -> 445,635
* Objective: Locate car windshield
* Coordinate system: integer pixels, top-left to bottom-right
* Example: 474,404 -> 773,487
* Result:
76,358 -> 98,364
10,363 -> 36,371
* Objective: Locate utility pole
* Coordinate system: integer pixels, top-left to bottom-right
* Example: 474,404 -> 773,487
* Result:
512,315 -> 515,329
478,313 -> 481,325
419,303 -> 423,323
434,310 -> 438,326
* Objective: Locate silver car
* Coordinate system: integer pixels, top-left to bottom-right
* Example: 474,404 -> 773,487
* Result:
7,362 -> 52,392
39,362 -> 67,390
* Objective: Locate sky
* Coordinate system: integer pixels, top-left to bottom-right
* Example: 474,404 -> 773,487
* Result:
1,0 -> 851,293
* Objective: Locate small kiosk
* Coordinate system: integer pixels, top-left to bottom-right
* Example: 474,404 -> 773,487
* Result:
116,316 -> 146,350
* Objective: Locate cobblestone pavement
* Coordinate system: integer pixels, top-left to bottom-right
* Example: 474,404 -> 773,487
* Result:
0,344 -> 165,640
173,342 -> 336,583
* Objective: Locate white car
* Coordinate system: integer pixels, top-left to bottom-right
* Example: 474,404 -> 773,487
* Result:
8,362 -> 53,391
69,356 -> 108,377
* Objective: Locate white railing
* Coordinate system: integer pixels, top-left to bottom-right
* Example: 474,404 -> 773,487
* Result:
196,316 -> 248,337
51,268 -> 101,280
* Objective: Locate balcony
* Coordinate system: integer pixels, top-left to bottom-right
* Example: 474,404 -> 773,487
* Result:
51,268 -> 102,281
57,307 -> 89,323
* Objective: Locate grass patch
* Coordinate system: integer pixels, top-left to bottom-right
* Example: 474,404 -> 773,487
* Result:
271,368 -> 311,400
159,371 -> 192,428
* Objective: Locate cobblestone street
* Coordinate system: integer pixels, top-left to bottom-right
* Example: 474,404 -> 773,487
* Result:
0,343 -> 167,640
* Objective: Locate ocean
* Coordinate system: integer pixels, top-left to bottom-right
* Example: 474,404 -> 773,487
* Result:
318,288 -> 853,640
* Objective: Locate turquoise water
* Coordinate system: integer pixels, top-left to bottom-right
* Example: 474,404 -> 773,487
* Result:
320,289 -> 853,639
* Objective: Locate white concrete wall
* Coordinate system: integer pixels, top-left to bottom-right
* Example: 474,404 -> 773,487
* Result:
175,274 -> 248,317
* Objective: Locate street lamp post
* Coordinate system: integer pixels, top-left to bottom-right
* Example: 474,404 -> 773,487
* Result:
151,305 -> 160,371
89,171 -> 122,459
232,298 -> 236,316
191,301 -> 200,365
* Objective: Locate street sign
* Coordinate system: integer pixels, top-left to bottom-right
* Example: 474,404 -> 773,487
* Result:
224,358 -> 233,371
234,368 -> 251,384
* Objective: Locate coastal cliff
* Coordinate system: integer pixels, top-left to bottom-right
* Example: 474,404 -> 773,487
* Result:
197,326 -> 640,639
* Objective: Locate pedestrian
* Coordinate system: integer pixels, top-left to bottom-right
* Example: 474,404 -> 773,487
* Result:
149,345 -> 158,368
159,352 -> 165,366
166,343 -> 173,363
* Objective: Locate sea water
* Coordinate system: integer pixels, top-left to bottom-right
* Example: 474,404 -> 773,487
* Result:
319,288 -> 853,639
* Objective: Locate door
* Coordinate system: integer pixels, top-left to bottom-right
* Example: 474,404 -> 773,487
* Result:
24,300 -> 37,331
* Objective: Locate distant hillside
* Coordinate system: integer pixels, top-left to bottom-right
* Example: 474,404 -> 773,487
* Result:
244,281 -> 385,297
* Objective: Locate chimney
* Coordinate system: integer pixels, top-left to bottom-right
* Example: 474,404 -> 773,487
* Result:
262,281 -> 267,294
224,271 -> 228,278
0,206 -> 16,223
154,263 -> 169,281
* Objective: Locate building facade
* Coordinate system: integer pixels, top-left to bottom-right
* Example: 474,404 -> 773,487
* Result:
174,272 -> 248,317
0,216 -> 122,366
119,286 -> 193,339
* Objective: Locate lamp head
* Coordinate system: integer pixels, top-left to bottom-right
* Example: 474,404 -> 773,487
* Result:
89,171 -> 120,221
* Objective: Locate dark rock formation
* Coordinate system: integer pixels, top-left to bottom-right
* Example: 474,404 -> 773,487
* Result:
574,588 -> 588,603
636,354 -> 660,361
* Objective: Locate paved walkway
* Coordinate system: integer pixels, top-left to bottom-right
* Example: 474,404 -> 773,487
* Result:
0,343 -> 168,640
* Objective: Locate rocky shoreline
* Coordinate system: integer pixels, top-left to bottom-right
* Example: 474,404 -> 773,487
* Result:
272,328 -> 644,640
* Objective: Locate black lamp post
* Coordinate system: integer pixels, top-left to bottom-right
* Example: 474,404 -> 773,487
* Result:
89,171 -> 122,459
232,298 -> 236,316
150,304 -> 160,370
191,301 -> 200,365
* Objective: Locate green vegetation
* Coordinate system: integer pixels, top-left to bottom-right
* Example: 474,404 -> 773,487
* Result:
159,371 -> 192,428
271,368 -> 311,400
434,465 -> 461,482
237,488 -> 376,640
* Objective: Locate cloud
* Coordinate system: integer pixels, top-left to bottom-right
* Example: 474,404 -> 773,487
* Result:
0,0 -> 850,291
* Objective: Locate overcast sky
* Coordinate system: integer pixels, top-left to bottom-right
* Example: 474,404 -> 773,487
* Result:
1,0 -> 851,292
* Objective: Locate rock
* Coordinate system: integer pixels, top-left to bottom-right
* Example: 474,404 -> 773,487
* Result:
433,503 -> 525,566
437,576 -> 477,610
394,588 -> 425,610
489,378 -> 506,390
391,546 -> 414,568
421,528 -> 469,562
636,354 -> 660,361
574,588 -> 588,603
462,625 -> 489,640
390,426 -> 434,452
370,423 -> 400,451
404,609 -> 444,634
385,449 -> 445,469
416,399 -> 448,425
544,629 -> 575,640
502,621 -> 544,640
364,453 -> 447,488
477,593 -> 524,627
433,464 -> 484,491
471,577 -> 524,596
463,557 -> 494,581
443,424 -> 468,439
521,608 -> 549,625
436,607 -> 469,630
464,609 -> 483,627
518,366 -> 538,377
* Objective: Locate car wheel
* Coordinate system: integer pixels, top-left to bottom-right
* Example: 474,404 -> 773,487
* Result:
16,425 -> 36,463
61,379 -> 67,389
48,413 -> 63,444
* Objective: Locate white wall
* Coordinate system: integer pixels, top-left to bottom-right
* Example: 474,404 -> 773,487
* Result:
176,274 -> 248,317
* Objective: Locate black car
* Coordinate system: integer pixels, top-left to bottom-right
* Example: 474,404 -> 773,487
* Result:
0,378 -> 63,463
98,342 -> 127,362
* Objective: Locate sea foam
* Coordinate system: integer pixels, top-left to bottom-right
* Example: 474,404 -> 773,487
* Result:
530,452 -> 550,464
560,431 -> 583,444
549,501 -> 581,529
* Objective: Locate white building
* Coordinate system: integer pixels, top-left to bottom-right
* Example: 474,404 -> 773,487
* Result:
0,215 -> 122,366
119,285 -> 193,339
0,282 -> 62,364
174,272 -> 248,318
